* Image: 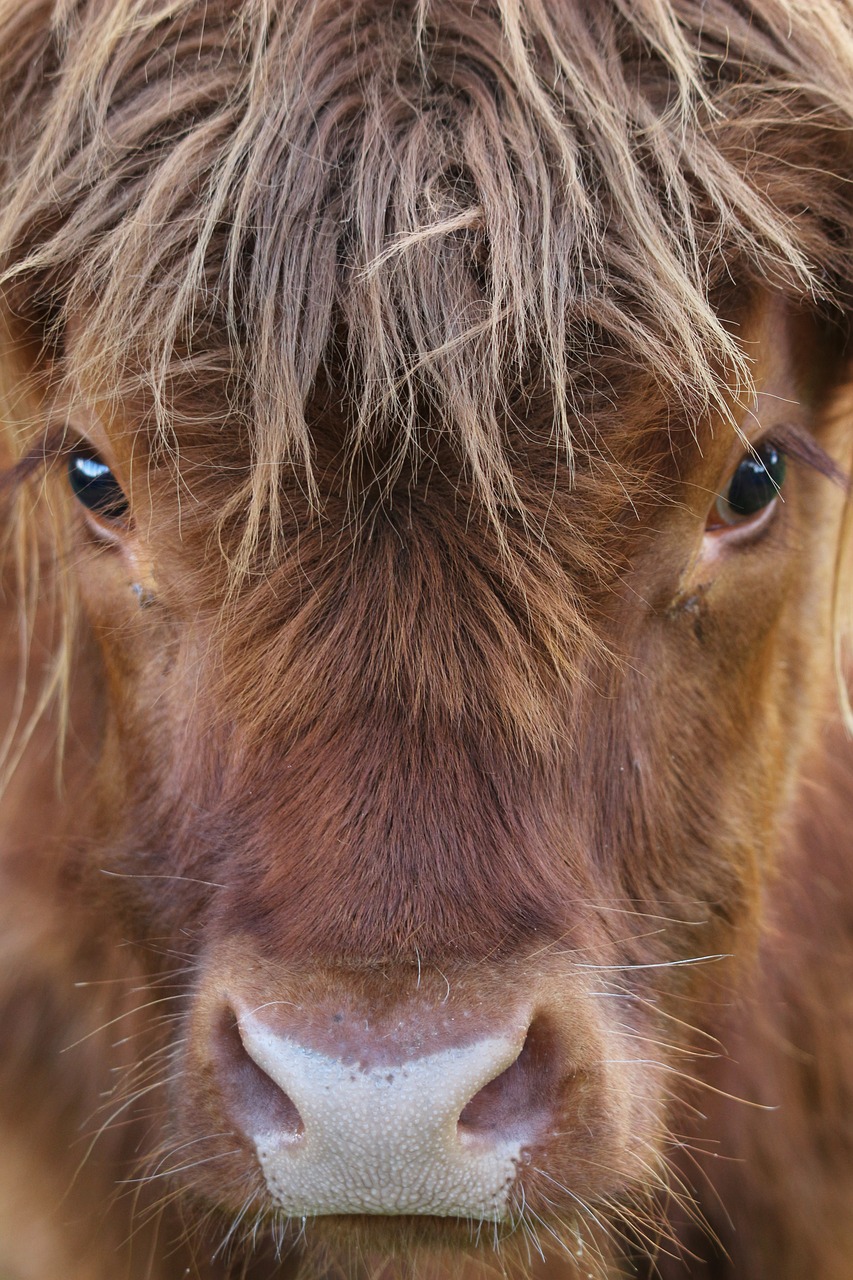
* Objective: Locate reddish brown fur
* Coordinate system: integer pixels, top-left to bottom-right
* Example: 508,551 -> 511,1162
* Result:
2,2 -> 853,1278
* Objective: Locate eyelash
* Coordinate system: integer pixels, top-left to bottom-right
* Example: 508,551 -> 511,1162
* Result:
766,425 -> 847,488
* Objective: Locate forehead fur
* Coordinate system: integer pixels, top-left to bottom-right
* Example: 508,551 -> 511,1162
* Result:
0,0 -> 852,562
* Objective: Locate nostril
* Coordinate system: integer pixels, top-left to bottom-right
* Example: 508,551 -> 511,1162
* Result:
458,1016 -> 559,1143
203,1002 -> 559,1218
211,1006 -> 304,1141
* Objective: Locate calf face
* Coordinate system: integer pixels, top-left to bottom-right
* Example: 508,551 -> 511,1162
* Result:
1,2 -> 853,1278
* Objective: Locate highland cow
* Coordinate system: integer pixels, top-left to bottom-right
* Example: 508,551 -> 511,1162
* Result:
2,2 -> 853,1278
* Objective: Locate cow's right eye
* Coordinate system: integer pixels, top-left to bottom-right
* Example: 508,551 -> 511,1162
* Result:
67,448 -> 130,524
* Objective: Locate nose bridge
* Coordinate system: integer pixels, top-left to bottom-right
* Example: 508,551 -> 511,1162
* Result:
239,1008 -> 528,1218
219,756 -> 576,968
208,655 -> 581,965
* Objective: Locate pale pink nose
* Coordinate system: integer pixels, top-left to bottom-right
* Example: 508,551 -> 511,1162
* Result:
211,1002 -> 558,1219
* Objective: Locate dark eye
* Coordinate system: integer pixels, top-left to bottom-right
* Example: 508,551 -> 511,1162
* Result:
714,440 -> 786,527
67,448 -> 130,523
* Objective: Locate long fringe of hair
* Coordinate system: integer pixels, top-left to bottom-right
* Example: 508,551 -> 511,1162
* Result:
1,0 -> 852,533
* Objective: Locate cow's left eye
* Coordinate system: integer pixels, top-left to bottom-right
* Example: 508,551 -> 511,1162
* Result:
67,448 -> 130,523
713,440 -> 786,527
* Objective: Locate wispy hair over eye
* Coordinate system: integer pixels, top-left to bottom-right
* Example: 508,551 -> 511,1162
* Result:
0,0 -> 851,577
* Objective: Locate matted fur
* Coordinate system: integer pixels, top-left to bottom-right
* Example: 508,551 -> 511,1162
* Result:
2,3 -> 853,1280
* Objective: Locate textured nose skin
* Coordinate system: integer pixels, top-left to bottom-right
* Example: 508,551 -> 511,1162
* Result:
238,1013 -> 527,1218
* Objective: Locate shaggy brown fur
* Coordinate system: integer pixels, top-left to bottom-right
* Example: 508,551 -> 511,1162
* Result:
2,1 -> 853,1277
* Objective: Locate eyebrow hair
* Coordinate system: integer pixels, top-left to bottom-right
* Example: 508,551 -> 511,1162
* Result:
769,423 -> 850,492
